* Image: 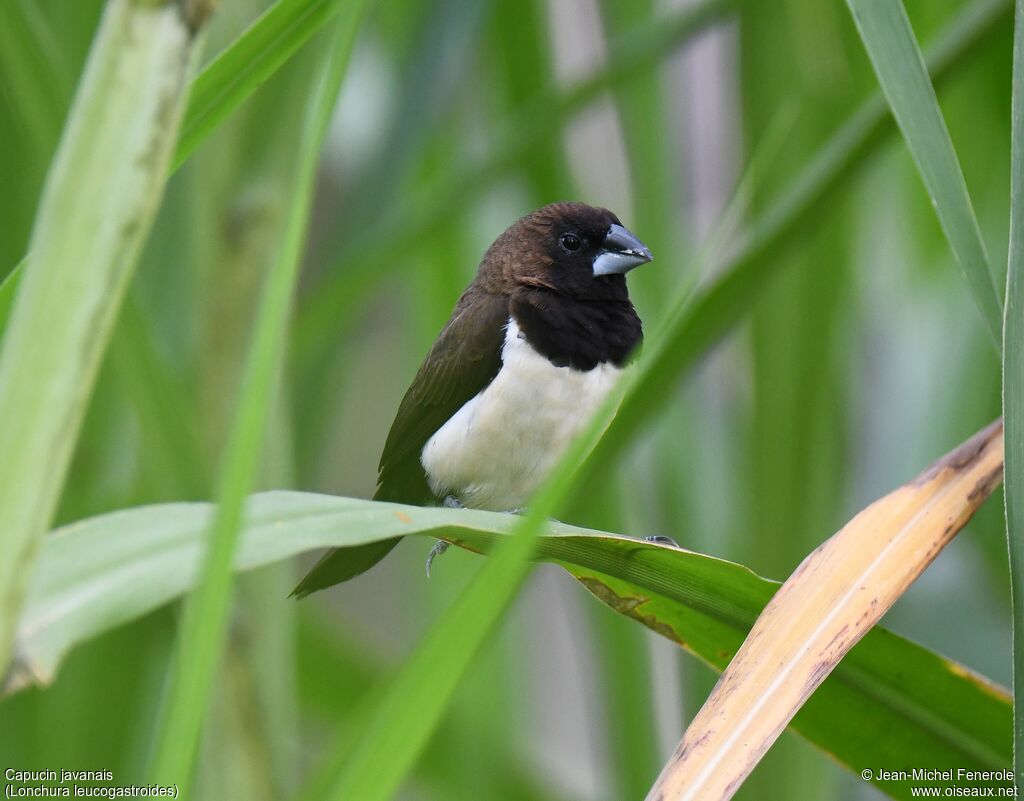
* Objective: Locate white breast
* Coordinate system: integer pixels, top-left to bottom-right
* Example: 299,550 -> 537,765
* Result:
420,318 -> 624,511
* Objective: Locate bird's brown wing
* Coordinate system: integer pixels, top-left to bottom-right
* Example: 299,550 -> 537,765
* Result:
291,288 -> 508,598
375,288 -> 509,504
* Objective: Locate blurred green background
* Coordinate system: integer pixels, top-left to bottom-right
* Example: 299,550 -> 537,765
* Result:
0,0 -> 1012,799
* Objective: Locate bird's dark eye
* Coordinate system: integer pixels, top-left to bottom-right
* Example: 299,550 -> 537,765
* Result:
559,232 -> 582,252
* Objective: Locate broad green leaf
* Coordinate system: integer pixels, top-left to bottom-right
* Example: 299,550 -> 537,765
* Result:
0,0 -> 206,678
845,0 -> 1003,347
147,5 -> 368,793
9,492 -> 1010,801
1003,0 -> 1024,795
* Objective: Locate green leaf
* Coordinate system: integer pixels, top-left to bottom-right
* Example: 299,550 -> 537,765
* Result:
9,492 -> 1010,800
1003,0 -> 1024,796
146,5 -> 370,793
845,0 -> 1003,348
0,0 -> 206,677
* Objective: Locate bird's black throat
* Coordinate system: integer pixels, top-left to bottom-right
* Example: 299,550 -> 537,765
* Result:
511,284 -> 642,371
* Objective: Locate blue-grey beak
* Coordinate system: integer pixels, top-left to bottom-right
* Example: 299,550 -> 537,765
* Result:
592,223 -> 653,276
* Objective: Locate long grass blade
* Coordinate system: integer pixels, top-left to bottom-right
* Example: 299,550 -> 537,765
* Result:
296,615 -> 583,801
0,0 -> 207,676
172,0 -> 347,171
1004,0 -> 1024,794
146,4 -> 368,791
302,528 -> 542,801
845,0 -> 1003,347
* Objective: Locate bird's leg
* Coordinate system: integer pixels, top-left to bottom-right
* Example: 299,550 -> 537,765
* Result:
426,495 -> 464,577
425,540 -> 449,577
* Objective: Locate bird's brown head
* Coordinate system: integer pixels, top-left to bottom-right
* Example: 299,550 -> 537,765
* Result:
478,202 -> 653,297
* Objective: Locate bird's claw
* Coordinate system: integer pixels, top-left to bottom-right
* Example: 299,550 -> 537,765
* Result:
425,539 -> 450,577
428,497 -> 463,576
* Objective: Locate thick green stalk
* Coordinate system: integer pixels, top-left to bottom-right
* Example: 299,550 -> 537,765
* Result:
0,0 -> 206,677
1005,0 -> 1024,793
147,3 -> 368,791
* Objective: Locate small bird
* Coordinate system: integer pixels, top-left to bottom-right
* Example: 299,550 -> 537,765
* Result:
292,202 -> 652,597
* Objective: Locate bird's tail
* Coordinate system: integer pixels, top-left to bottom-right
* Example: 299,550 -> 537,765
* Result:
291,480 -> 420,598
290,538 -> 399,599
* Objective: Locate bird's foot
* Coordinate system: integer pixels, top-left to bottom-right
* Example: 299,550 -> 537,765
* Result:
425,539 -> 450,577
443,495 -> 464,509
645,534 -> 679,548
427,497 -> 463,576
